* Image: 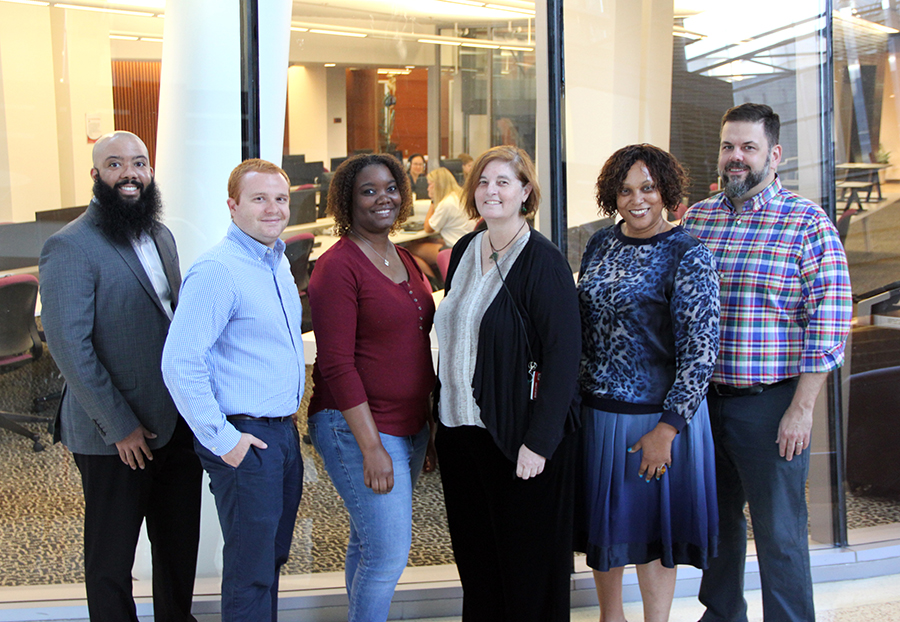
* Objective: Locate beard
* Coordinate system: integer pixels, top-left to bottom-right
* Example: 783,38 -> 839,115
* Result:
720,154 -> 770,200
92,176 -> 163,244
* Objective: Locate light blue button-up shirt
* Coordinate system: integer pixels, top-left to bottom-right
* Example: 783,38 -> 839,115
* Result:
162,223 -> 305,456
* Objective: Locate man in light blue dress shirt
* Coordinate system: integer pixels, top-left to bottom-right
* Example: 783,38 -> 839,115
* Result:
162,159 -> 305,622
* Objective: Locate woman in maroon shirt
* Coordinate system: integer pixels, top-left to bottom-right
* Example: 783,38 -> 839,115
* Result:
307,153 -> 436,622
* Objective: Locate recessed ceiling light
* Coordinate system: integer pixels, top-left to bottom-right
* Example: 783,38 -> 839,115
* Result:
309,29 -> 366,38
54,3 -> 155,17
418,38 -> 461,46
485,3 -> 535,15
461,41 -> 501,49
0,0 -> 50,6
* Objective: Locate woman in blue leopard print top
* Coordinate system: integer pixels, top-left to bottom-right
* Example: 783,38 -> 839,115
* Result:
575,144 -> 720,622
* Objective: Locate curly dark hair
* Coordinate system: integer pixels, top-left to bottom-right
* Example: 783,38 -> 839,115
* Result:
595,144 -> 689,217
327,153 -> 413,236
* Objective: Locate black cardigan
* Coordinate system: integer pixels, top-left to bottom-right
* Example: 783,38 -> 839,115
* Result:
437,228 -> 582,462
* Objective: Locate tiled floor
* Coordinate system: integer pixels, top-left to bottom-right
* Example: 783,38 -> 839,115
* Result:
410,573 -> 900,622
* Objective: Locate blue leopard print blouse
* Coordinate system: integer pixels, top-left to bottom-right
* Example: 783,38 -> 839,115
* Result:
577,223 -> 719,426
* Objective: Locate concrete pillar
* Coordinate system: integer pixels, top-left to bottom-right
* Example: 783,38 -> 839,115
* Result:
149,0 -> 294,580
154,0 -> 241,269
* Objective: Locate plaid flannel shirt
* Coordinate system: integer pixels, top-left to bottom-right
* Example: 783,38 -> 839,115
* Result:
682,176 -> 852,388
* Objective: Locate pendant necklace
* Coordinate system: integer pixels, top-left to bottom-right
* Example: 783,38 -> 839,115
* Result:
488,220 -> 528,263
351,229 -> 392,267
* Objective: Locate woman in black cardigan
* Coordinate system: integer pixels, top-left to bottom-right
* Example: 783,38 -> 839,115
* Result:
433,146 -> 581,621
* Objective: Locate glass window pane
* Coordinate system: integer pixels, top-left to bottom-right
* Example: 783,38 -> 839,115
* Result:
284,0 -> 538,575
562,0 -> 860,558
0,1 -> 168,591
833,0 -> 900,545
0,0 -> 542,600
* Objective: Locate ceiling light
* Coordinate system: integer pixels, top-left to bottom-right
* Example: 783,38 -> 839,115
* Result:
291,21 -> 530,51
54,3 -> 155,17
461,41 -> 501,49
833,10 -> 899,34
119,0 -> 163,7
0,0 -> 50,6
673,25 -> 705,40
324,63 -> 336,67
485,3 -> 535,16
110,34 -> 138,40
418,38 -> 461,46
309,28 -> 367,38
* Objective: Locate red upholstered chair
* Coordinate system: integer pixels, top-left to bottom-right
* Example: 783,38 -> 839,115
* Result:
0,274 -> 52,451
284,233 -> 316,333
436,248 -> 452,282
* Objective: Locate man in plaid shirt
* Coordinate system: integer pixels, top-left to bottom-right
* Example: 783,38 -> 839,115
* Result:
682,103 -> 852,622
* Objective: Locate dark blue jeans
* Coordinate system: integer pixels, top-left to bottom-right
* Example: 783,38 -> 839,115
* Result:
699,379 -> 815,622
194,417 -> 303,622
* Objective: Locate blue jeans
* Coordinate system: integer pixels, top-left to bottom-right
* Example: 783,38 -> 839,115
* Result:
699,379 -> 815,622
308,409 -> 428,622
194,417 -> 303,622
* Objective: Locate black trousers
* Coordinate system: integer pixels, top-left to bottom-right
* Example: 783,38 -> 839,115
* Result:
74,417 -> 202,622
436,423 -> 577,622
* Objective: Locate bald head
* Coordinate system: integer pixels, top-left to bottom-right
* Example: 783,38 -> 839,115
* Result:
92,131 -> 149,168
91,131 -> 153,203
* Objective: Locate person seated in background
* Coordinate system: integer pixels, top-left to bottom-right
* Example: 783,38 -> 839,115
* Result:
407,153 -> 429,200
407,153 -> 426,186
458,153 -> 474,181
406,167 -> 475,284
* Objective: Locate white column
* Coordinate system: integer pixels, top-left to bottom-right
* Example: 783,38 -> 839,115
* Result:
326,66 -> 348,164
0,4 -> 61,221
154,0 -> 242,269
287,65 -> 329,162
148,0 -> 294,580
562,0 -> 674,228
49,8 -> 116,208
258,0 -> 293,164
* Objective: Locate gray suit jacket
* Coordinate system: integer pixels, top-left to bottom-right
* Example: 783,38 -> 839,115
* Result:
39,201 -> 183,455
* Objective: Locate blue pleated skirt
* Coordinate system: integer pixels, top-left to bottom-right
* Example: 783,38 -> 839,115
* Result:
574,401 -> 718,571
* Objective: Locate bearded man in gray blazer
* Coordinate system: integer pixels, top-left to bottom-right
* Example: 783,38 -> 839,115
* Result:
40,131 -> 201,622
